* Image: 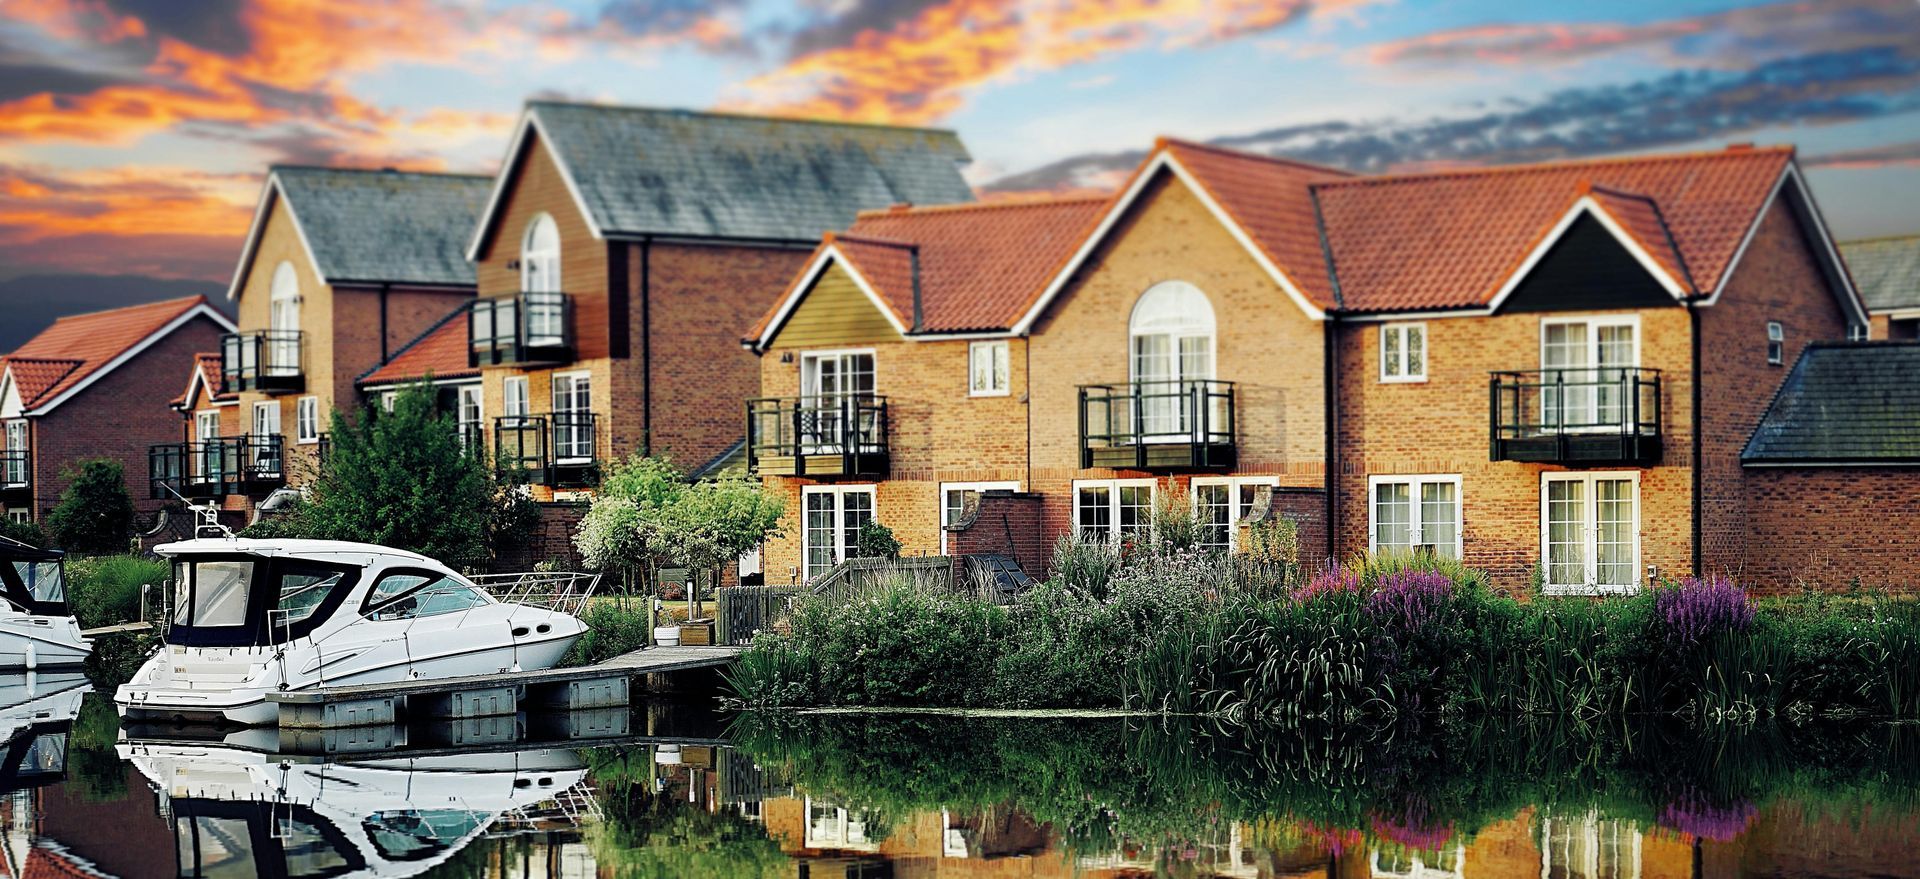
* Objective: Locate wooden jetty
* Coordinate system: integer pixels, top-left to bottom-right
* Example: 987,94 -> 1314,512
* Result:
265,645 -> 743,729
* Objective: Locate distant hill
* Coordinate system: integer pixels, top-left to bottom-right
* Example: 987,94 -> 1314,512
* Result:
0,274 -> 229,354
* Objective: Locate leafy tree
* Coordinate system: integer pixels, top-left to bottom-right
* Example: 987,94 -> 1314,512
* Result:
267,383 -> 492,565
46,459 -> 134,555
854,519 -> 901,560
574,455 -> 784,616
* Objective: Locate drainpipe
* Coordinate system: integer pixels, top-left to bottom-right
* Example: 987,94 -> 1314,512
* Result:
640,238 -> 653,457
1323,317 -> 1339,563
1688,299 -> 1702,576
377,284 -> 390,362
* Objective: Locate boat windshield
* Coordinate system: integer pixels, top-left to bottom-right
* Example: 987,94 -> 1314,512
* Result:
168,557 -> 359,647
11,561 -> 62,605
173,802 -> 364,879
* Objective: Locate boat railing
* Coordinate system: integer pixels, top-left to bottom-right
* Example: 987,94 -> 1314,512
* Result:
468,571 -> 601,618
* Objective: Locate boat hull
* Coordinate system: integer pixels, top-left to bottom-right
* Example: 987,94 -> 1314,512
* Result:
0,614 -> 90,669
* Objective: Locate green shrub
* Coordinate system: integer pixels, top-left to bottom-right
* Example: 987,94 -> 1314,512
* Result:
853,519 -> 901,559
0,517 -> 45,548
567,601 -> 654,665
46,459 -> 134,556
1047,534 -> 1121,598
64,554 -> 165,630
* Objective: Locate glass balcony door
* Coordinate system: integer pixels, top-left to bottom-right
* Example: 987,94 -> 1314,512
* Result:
2,420 -> 25,487
1541,319 -> 1637,433
551,373 -> 592,462
801,352 -> 876,454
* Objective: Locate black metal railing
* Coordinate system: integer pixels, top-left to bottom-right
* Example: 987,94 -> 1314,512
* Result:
148,434 -> 286,499
469,292 -> 574,367
456,421 -> 485,455
220,331 -> 304,394
493,412 -> 597,485
1490,368 -> 1662,465
1078,380 -> 1236,470
746,395 -> 889,477
0,450 -> 27,492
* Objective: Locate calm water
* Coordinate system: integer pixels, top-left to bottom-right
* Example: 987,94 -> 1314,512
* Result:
5,678 -> 1918,878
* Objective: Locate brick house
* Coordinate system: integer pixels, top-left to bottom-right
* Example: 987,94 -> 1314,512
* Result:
0,296 -> 233,523
150,166 -> 489,512
1840,233 -> 1919,339
749,139 -> 1871,593
456,101 -> 974,504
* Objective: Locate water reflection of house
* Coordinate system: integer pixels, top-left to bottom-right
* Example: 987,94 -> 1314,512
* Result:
1349,808 -> 1696,879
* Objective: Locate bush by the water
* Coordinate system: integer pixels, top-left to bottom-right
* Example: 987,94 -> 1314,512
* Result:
727,544 -> 1920,720
64,554 -> 164,630
566,601 -> 655,665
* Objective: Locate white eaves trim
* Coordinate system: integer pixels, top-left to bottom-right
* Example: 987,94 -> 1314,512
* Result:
750,244 -> 910,351
465,108 -> 604,263
23,303 -> 235,417
225,172 -> 329,301
1011,150 -> 1326,335
1701,163 -> 1870,327
359,374 -> 482,394
1483,195 -> 1690,315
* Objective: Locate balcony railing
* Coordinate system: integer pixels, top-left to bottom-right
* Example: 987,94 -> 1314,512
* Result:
1078,380 -> 1236,470
493,412 -> 597,487
1490,368 -> 1662,465
469,292 -> 575,367
0,450 -> 27,494
148,435 -> 286,500
747,395 -> 889,478
221,331 -> 304,394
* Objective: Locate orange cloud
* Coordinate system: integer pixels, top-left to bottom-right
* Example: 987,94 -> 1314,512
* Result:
0,164 -> 256,279
722,0 -> 1376,124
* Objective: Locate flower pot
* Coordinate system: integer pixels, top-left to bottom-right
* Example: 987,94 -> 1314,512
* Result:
652,625 -> 681,647
654,744 -> 683,765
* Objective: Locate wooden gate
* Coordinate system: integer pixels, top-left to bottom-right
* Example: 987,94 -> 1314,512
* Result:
716,585 -> 806,645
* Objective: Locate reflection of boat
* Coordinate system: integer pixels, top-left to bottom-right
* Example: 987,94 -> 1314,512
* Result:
0,537 -> 91,668
115,537 -> 590,726
119,741 -> 592,879
0,671 -> 88,792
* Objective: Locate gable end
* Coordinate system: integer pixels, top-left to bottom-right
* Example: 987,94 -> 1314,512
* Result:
1500,213 -> 1681,313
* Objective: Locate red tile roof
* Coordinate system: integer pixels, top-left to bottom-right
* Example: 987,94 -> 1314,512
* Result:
358,305 -> 477,386
1312,145 -> 1792,312
3,295 -> 214,411
752,196 -> 1109,340
171,352 -> 234,407
1159,139 -> 1354,311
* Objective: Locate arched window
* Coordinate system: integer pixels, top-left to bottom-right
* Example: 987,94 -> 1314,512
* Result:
267,261 -> 301,374
521,214 -> 561,293
1129,281 -> 1216,438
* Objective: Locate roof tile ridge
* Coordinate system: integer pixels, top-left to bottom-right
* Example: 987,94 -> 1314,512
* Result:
854,196 -> 1107,220
527,100 -> 962,137
1840,232 -> 1920,245
834,233 -> 920,250
1157,137 -> 1359,178
1316,145 -> 1794,189
271,164 -> 492,180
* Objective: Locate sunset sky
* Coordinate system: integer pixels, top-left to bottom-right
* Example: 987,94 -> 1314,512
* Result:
3,0 -> 1918,289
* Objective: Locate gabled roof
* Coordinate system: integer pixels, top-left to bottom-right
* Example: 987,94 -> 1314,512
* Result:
1840,233 -> 1920,313
357,304 -> 478,388
171,352 -> 235,408
1313,146 -> 1796,313
228,167 -> 490,299
1,296 -> 233,415
1743,342 -> 1920,466
749,197 -> 1108,347
468,102 -> 975,259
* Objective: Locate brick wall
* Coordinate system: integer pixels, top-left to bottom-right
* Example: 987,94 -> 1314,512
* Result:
947,490 -> 1048,576
29,314 -> 228,519
1738,468 -> 1920,591
492,501 -> 587,571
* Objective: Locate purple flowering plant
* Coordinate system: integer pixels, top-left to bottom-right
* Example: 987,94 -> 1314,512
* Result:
1656,575 -> 1755,647
1294,564 -> 1362,602
1365,571 -> 1455,637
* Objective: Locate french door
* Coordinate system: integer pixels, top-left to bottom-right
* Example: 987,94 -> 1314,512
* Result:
801,351 -> 875,452
804,486 -> 874,580
250,403 -> 280,473
1130,331 -> 1212,440
1541,319 -> 1636,431
551,373 -> 592,461
1542,473 -> 1639,592
2,420 -> 25,486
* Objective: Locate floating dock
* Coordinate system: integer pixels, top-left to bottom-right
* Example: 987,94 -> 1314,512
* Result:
265,645 -> 743,729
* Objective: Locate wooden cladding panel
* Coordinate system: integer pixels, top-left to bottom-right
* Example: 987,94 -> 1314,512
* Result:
769,263 -> 902,349
474,131 -> 610,361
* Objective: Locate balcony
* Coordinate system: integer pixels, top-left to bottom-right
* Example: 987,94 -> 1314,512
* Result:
1490,368 -> 1662,466
148,435 -> 286,500
221,331 -> 304,394
747,395 -> 889,478
470,292 -> 574,367
1078,380 -> 1236,471
493,413 -> 598,487
0,450 -> 27,500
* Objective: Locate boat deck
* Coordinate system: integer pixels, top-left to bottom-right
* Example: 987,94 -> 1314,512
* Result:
264,645 -> 743,729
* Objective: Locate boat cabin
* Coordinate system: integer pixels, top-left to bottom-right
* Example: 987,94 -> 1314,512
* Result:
0,538 -> 66,617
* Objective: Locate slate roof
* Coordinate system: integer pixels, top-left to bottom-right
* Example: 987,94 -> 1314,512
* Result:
501,102 -> 974,244
1840,233 -> 1920,312
266,167 -> 490,288
1742,342 -> 1920,465
358,305 -> 478,387
750,197 -> 1108,342
3,296 -> 223,412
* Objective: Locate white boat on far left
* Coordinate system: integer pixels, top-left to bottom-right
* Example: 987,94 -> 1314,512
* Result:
0,537 -> 91,669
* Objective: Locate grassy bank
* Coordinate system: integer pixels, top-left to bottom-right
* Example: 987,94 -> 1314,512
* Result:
724,544 -> 1920,720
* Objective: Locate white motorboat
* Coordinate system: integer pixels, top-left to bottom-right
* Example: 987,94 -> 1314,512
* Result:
119,741 -> 593,879
115,536 -> 594,726
0,670 -> 88,792
0,537 -> 91,669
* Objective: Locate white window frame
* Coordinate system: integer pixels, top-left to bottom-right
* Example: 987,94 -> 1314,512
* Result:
194,411 -> 220,442
1766,320 -> 1785,365
1540,471 -> 1642,596
801,485 -> 876,581
5,509 -> 26,525
1378,322 -> 1427,383
251,401 -> 279,438
379,391 -> 397,413
1540,314 -> 1641,433
456,384 -> 484,450
939,481 -> 1019,554
968,340 -> 1010,397
1367,474 -> 1463,560
1190,475 -> 1278,552
1848,323 -> 1870,342
1071,478 -> 1157,544
502,375 -> 530,422
1540,812 -> 1642,879
1,419 -> 26,489
521,213 -> 561,293
294,396 -> 319,445
550,370 -> 592,463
